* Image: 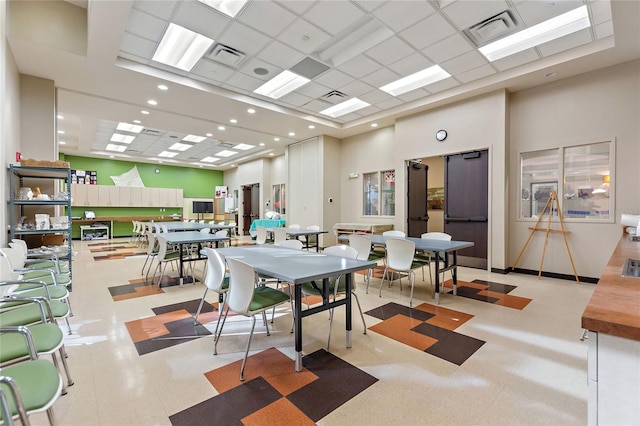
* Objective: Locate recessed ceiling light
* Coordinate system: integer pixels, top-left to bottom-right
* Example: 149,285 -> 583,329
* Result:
218,126 -> 225,131
199,164 -> 203,168
545,71 -> 558,78
116,122 -> 144,133
183,134 -> 206,143
254,70 -> 310,99
198,0 -> 248,18
169,142 -> 193,151
371,123 -> 378,128
57,115 -> 64,120
247,108 -> 255,114
111,133 -> 136,144
380,65 -> 451,96
106,144 -> 127,152
288,132 -> 295,137
216,150 -> 237,157
230,119 -> 237,124
274,137 -> 280,141
308,125 -> 315,129
57,130 -> 65,134
269,153 -> 274,156
158,151 -> 179,158
320,98 -> 370,118
147,99 -> 158,106
133,120 -> 142,124
141,110 -> 150,115
152,23 -> 214,71
259,143 -> 265,146
58,141 -> 66,145
109,155 -> 115,158
234,143 -> 255,150
479,5 -> 590,62
201,156 -> 220,163
206,133 -> 213,137
157,84 -> 168,90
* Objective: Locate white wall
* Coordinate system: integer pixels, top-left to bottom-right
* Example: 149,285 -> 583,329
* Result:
509,59 -> 640,278
20,75 -> 56,160
322,135 -> 341,246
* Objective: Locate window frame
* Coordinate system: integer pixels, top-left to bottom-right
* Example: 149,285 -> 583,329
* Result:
272,183 -> 285,214
363,169 -> 396,217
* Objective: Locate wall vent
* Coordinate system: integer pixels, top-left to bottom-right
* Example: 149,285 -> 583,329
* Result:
464,10 -> 521,47
207,43 -> 246,68
321,90 -> 348,104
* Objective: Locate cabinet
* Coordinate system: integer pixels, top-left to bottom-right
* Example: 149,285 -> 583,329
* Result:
9,165 -> 73,280
70,185 -> 183,208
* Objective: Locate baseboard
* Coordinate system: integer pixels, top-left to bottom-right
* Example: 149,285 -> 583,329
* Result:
511,267 -> 599,284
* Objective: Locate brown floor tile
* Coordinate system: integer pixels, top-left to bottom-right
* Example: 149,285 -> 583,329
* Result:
125,309 -> 192,343
414,302 -> 475,330
242,397 -> 316,426
369,314 -> 438,351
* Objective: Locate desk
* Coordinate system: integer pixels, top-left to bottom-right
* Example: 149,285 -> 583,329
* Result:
80,225 -> 109,240
158,232 -> 230,285
249,219 -> 286,236
345,235 -> 474,305
216,245 -> 375,371
158,222 -> 236,233
277,228 -> 328,252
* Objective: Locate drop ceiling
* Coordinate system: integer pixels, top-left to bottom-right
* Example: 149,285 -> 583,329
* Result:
6,0 -> 640,170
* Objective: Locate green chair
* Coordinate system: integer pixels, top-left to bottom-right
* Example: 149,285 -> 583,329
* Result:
214,257 -> 290,381
10,239 -> 69,275
1,292 -> 71,335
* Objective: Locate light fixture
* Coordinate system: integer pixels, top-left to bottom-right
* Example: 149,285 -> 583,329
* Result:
320,98 -> 370,118
479,5 -> 590,62
380,65 -> 451,96
169,142 -> 193,151
133,120 -> 142,124
218,126 -> 225,131
274,137 -> 280,141
259,143 -> 265,146
254,70 -> 310,99
371,123 -> 378,128
269,153 -> 274,156
152,23 -> 214,71
116,122 -> 143,133
308,125 -> 315,129
318,17 -> 393,66
147,99 -> 158,106
57,130 -> 65,134
247,108 -> 255,114
197,0 -> 248,18
158,151 -> 179,158
230,119 -> 237,124
110,134 -> 135,144
216,150 -> 237,157
157,84 -> 168,90
183,134 -> 206,143
106,144 -> 127,152
58,141 -> 66,145
288,132 -> 295,137
201,156 -> 220,163
57,115 -> 64,119
141,110 -> 150,115
234,144 -> 254,150
206,133 -> 213,137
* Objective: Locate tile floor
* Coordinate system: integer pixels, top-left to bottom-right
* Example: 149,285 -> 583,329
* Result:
28,237 -> 595,425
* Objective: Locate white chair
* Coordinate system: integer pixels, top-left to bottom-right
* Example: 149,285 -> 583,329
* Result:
418,232 -> 452,293
214,257 -> 290,381
255,226 -> 268,245
383,230 -> 406,238
348,234 -> 373,293
381,238 -> 418,307
141,231 -> 158,281
151,235 -> 181,287
288,224 -> 301,230
228,222 -> 238,246
214,229 -> 229,248
273,227 -> 287,245
301,245 -> 366,350
302,225 -> 320,250
276,239 -> 303,250
193,248 -> 229,333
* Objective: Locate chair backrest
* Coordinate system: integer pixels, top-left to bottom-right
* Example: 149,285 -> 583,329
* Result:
383,230 -> 406,237
306,225 -> 320,231
9,239 -> 28,257
154,223 -> 163,233
385,238 -> 416,271
324,245 -> 358,259
215,229 -> 228,237
208,221 -> 216,224
198,220 -> 205,224
200,227 -> 211,234
348,234 -> 372,261
276,239 -> 303,250
288,224 -> 301,229
0,249 -> 21,281
256,226 -> 268,245
161,224 -> 170,233
421,232 -> 452,241
203,248 -> 227,292
218,221 -> 225,225
155,235 -> 172,261
273,227 -> 287,244
146,231 -> 158,255
225,258 -> 257,315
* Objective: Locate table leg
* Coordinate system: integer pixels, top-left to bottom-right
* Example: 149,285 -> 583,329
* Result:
434,253 -> 440,305
294,284 -> 303,372
178,244 -> 185,286
452,251 -> 458,296
345,273 -> 352,348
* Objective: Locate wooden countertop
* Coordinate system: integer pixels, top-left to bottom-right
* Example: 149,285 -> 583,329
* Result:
72,217 -> 181,222
582,233 -> 640,341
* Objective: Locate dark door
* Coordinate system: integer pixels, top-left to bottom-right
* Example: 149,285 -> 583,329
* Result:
407,162 -> 429,237
241,185 -> 255,234
444,150 -> 488,269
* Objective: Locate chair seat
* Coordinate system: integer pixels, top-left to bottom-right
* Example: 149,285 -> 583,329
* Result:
0,301 -> 69,326
249,287 -> 290,314
20,272 -> 71,286
11,285 -> 69,300
0,323 -> 63,362
301,277 -> 344,296
0,359 -> 62,415
25,261 -> 69,274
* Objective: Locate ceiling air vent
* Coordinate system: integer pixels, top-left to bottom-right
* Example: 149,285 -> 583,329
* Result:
218,141 -> 235,148
321,90 -> 348,104
464,10 -> 521,47
206,43 -> 246,68
140,128 -> 162,136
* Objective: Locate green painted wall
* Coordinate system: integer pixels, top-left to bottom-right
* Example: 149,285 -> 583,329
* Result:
61,155 -> 223,238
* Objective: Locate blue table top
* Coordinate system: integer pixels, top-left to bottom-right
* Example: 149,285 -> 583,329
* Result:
249,219 -> 286,230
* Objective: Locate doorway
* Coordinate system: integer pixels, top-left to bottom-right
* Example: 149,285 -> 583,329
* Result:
241,183 -> 259,235
407,161 -> 429,237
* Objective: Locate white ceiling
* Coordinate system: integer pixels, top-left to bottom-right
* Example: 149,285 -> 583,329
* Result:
6,0 -> 640,170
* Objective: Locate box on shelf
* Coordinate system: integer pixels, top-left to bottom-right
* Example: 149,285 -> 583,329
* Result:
20,159 -> 70,168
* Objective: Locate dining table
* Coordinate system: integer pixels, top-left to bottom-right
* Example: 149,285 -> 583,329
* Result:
267,227 -> 329,252
154,221 -> 236,232
215,245 -> 375,372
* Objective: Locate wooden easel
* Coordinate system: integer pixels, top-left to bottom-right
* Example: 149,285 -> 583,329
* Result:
513,190 -> 579,282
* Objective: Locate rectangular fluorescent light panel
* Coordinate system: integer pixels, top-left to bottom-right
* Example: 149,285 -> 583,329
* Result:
479,5 -> 590,62
152,23 -> 214,71
198,0 -> 248,17
201,156 -> 220,162
169,143 -> 193,151
254,70 -> 310,99
380,65 -> 451,96
106,144 -> 127,152
320,98 -> 370,118
116,122 -> 143,133
183,134 -> 207,143
158,151 -> 179,158
110,133 -> 136,144
234,143 -> 254,150
216,150 -> 237,157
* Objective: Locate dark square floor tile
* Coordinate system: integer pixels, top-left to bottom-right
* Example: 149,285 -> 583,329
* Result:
455,286 -> 500,303
365,302 -> 434,322
472,279 -> 517,294
412,323 -> 485,366
152,299 -> 213,316
134,318 -> 211,355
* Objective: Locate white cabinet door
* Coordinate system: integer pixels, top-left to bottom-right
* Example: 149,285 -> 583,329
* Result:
119,187 -> 132,206
71,183 -> 89,206
148,188 -> 161,207
108,186 -> 119,206
158,188 -> 169,206
87,185 -> 100,206
175,188 -> 184,208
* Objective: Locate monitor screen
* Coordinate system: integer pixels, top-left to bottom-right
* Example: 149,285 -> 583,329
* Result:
193,201 -> 214,213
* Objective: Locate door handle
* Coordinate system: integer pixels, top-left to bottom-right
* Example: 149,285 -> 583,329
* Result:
410,216 -> 429,221
445,216 -> 487,222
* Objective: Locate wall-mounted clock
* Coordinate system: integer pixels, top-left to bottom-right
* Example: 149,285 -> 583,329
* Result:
436,130 -> 447,141
154,168 -> 160,174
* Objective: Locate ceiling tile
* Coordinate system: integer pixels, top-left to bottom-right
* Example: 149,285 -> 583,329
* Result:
338,54 -> 384,79
173,1 -> 230,41
294,81 -> 333,98
375,96 -> 404,110
303,1 -> 365,35
314,69 -> 355,90
279,91 -> 313,107
425,77 -> 460,94
365,36 -> 415,66
353,0 -> 386,13
397,88 -> 430,102
132,0 -> 178,20
190,59 -> 236,84
237,1 -> 297,37
238,58 -> 283,81
491,49 -> 539,71
359,88 -> 394,104
422,33 -> 473,64
301,99 -> 334,113
590,0 -> 613,25
119,33 -> 158,58
455,64 -> 497,83
537,28 -> 593,57
595,20 -> 614,39
218,22 -> 271,56
338,79 -> 376,97
276,0 -> 316,15
514,0 -> 584,27
256,40 -> 306,70
442,0 -> 510,30
360,67 -> 401,87
440,50 -> 488,75
387,52 -> 434,76
126,9 -> 167,41
278,19 -> 331,54
373,1 -> 435,32
399,13 -> 458,50
222,72 -> 264,93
